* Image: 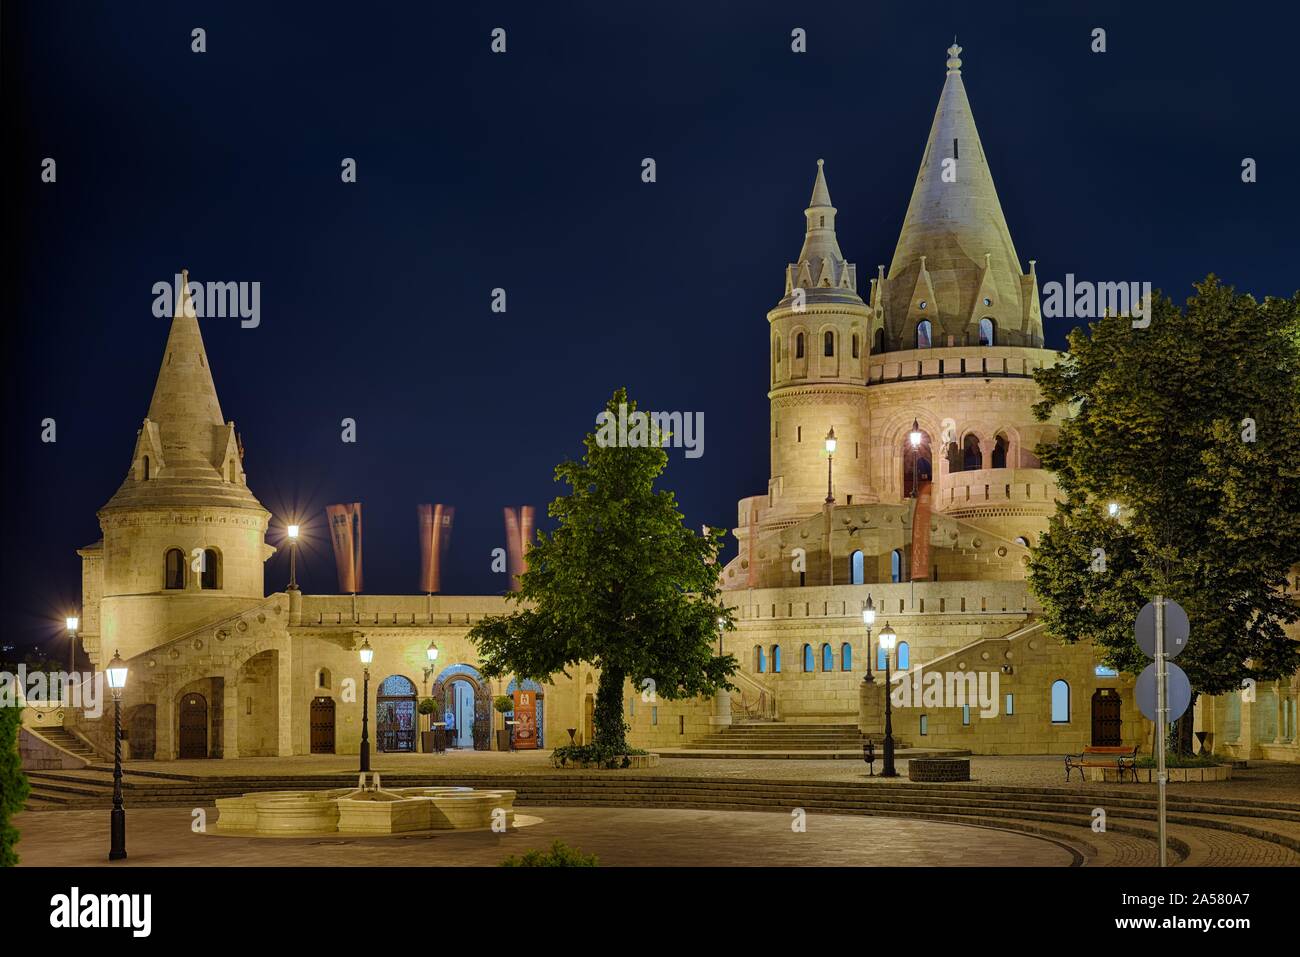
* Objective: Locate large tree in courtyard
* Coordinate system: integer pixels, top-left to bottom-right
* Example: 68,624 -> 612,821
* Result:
468,388 -> 735,756
1027,276 -> 1300,750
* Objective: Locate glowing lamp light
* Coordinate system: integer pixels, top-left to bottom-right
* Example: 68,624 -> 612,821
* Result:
105,650 -> 128,691
877,622 -> 898,652
66,616 -> 79,632
862,595 -> 876,627
824,427 -> 837,455
359,638 -> 374,666
287,524 -> 300,540
426,641 -> 440,663
1108,502 -> 1120,518
909,419 -> 923,449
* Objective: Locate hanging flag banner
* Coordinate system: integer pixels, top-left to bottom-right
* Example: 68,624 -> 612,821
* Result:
910,480 -> 932,581
417,504 -> 455,593
512,689 -> 537,749
503,506 -> 535,592
326,502 -> 363,594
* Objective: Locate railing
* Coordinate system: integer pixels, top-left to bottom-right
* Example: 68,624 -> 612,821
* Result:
729,669 -> 777,721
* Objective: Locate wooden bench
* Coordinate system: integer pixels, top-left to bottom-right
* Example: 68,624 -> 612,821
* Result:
1064,745 -> 1139,783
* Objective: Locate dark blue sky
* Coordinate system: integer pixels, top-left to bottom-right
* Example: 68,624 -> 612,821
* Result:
4,1 -> 1297,652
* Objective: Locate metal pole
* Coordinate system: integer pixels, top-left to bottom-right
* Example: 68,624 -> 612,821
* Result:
288,541 -> 297,590
69,630 -> 76,674
864,627 -> 873,684
360,668 -> 371,773
1156,594 -> 1167,867
882,652 -> 897,777
826,452 -> 833,504
109,690 -> 126,860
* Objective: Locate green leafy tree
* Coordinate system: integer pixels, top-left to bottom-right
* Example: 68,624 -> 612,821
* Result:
1028,277 -> 1300,751
1,706 -> 30,866
468,388 -> 735,755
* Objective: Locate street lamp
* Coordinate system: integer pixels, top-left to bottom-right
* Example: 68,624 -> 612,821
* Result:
105,650 -> 128,860
66,616 -> 79,673
1107,502 -> 1120,518
717,616 -> 726,657
358,637 -> 373,773
422,640 -> 440,685
908,419 -> 923,499
862,595 -> 876,684
877,622 -> 899,777
286,523 -> 300,591
824,427 -> 837,504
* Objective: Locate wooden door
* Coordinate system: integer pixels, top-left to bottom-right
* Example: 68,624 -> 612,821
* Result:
178,694 -> 208,759
310,696 -> 336,753
1091,689 -> 1122,746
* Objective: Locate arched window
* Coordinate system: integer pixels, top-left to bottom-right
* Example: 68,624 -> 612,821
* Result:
992,433 -> 1008,469
1014,536 -> 1030,547
755,646 -> 767,673
802,644 -> 814,672
771,645 -> 782,673
795,333 -> 805,359
897,641 -> 910,671
773,336 -> 780,363
850,550 -> 865,585
877,644 -> 888,671
164,548 -> 186,590
915,320 -> 932,349
962,434 -> 982,471
1051,680 -> 1071,723
142,456 -> 151,481
851,334 -> 859,359
200,548 -> 221,590
841,643 -> 853,672
979,317 -> 996,346
317,668 -> 332,689
824,330 -> 835,356
821,643 -> 834,672
873,328 -> 885,355
890,549 -> 903,583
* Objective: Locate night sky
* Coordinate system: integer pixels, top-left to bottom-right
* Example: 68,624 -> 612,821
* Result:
4,1 -> 1298,654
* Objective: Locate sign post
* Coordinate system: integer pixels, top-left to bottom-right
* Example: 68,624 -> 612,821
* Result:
1155,596 -> 1167,867
1134,596 -> 1191,868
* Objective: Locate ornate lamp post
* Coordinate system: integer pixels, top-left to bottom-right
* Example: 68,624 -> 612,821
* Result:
286,523 -> 300,591
861,595 -> 875,684
358,637 -> 373,773
877,622 -> 899,778
716,616 -> 725,657
908,419 -> 923,499
824,427 -> 837,504
105,650 -> 129,860
66,616 -> 79,674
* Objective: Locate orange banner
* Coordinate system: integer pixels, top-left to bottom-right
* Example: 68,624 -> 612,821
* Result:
503,506 -> 535,592
417,504 -> 455,593
910,481 -> 932,581
326,503 -> 363,593
512,689 -> 537,749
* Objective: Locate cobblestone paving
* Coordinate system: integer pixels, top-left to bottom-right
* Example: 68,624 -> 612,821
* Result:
11,806 -> 1077,868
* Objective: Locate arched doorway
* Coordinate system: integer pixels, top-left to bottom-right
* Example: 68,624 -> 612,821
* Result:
128,704 -> 156,760
178,693 -> 208,759
375,675 -> 417,752
507,678 -> 545,748
1091,689 -> 1122,746
428,664 -> 492,751
310,696 -> 336,754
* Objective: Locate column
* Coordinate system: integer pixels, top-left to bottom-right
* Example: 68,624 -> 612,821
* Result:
223,676 -> 240,759
277,644 -> 294,756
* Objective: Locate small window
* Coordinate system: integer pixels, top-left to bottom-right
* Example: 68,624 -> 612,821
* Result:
873,328 -> 885,354
897,641 -> 910,671
852,334 -> 859,359
962,705 -> 971,726
165,548 -> 186,590
1094,665 -> 1119,678
824,331 -> 834,357
802,644 -> 814,672
840,643 -> 852,672
850,550 -> 865,585
1051,680 -> 1070,723
890,549 -> 903,583
979,317 -> 996,347
916,320 -> 932,349
1014,536 -> 1030,547
983,296 -> 992,306
317,668 -> 332,690
1005,694 -> 1014,715
876,644 -> 888,672
919,715 -> 928,736
795,333 -> 805,359
819,215 -> 824,227
771,645 -> 782,673
142,456 -> 151,481
919,300 -> 927,310
755,646 -> 767,674
821,643 -> 834,672
651,706 -> 658,726
200,548 -> 221,590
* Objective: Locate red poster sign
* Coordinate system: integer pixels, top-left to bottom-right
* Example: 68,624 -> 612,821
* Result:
512,690 -> 537,749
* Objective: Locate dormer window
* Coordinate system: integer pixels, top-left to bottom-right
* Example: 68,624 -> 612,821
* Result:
141,456 -> 151,481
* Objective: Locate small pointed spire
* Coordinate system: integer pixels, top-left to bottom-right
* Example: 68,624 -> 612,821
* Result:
809,158 -> 833,208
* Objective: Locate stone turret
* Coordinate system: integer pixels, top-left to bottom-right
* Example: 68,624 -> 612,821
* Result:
85,270 -> 274,664
875,43 -> 1042,352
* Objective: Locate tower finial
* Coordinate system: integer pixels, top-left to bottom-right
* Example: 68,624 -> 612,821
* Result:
946,39 -> 962,74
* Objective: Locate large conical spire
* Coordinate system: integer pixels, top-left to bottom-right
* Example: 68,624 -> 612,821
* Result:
779,159 -> 860,306
101,269 -> 263,512
882,42 -> 1038,347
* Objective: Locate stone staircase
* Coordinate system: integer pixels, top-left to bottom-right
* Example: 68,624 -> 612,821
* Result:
661,721 -> 914,759
30,727 -> 98,761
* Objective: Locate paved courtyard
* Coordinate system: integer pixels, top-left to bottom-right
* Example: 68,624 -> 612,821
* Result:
12,805 -> 1077,868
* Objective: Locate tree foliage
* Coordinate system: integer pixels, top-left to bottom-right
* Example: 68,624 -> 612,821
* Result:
468,388 -> 735,753
1,706 -> 29,867
1028,277 -> 1300,707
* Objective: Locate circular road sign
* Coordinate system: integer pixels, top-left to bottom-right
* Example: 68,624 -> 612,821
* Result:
1135,599 -> 1190,659
1136,661 -> 1193,723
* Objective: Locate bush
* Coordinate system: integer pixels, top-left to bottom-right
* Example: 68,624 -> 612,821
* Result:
0,706 -> 30,867
417,697 -> 440,716
493,694 -> 514,714
550,742 -> 647,769
501,840 -> 598,867
1136,753 -> 1224,769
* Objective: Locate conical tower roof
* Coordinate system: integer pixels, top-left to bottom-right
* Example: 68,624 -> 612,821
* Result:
885,42 -> 1032,343
101,270 -> 265,512
778,159 -> 862,308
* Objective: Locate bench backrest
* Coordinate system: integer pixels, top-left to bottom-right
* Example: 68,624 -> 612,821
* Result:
1082,745 -> 1137,756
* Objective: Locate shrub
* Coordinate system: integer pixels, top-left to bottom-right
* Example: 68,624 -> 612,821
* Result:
493,694 -> 514,714
501,840 -> 598,867
417,697 -> 440,716
0,706 -> 30,867
550,742 -> 647,769
1136,753 -> 1224,769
